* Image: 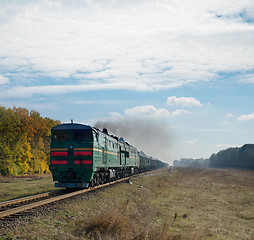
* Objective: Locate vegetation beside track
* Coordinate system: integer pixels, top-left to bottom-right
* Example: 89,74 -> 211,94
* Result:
1,168 -> 254,239
0,106 -> 59,176
0,174 -> 55,202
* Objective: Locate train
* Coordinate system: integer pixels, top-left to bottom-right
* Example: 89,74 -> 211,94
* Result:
49,122 -> 167,188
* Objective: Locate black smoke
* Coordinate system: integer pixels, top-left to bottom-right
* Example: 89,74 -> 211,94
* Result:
94,117 -> 172,163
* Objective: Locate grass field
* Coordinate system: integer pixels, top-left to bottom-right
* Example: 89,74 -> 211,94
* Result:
0,174 -> 55,202
1,168 -> 254,239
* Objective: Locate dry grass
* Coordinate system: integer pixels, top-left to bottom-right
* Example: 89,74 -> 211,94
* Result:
0,174 -> 55,202
71,202 -> 177,240
1,168 -> 254,239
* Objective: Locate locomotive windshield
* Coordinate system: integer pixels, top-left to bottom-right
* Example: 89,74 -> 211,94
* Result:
52,129 -> 92,142
52,130 -> 70,142
73,130 -> 92,141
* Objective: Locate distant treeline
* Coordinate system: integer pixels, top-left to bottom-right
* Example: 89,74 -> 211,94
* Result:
173,144 -> 254,169
173,158 -> 209,168
0,106 -> 60,176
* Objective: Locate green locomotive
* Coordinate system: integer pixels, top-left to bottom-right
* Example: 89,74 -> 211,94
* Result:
49,122 -> 166,188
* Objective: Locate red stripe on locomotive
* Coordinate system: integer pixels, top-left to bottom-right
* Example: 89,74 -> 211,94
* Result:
75,160 -> 92,164
74,151 -> 92,156
51,160 -> 67,164
51,152 -> 68,156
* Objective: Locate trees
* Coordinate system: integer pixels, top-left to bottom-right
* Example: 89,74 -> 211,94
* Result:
173,144 -> 254,169
0,106 -> 60,176
209,145 -> 254,169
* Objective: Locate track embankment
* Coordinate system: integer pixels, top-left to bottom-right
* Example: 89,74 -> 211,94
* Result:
0,177 -> 131,220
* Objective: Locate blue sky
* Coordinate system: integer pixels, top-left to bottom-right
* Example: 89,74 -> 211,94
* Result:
0,0 -> 254,164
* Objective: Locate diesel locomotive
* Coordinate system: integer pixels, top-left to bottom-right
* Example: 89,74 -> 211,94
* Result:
49,122 -> 167,188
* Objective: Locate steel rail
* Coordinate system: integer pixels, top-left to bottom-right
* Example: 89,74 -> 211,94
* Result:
0,177 -> 129,219
0,192 -> 51,209
0,168 -> 168,219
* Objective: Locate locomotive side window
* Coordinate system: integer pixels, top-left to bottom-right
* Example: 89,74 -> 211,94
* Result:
73,130 -> 92,141
52,130 -> 70,142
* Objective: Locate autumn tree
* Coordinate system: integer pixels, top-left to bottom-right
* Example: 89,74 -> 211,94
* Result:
0,106 -> 60,175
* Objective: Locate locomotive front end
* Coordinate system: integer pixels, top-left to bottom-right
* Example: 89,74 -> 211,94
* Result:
49,123 -> 95,188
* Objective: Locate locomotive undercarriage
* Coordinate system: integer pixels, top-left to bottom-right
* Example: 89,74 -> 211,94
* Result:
89,167 -> 138,187
56,166 -> 153,188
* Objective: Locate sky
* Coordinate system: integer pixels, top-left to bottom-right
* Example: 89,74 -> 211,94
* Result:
0,0 -> 254,164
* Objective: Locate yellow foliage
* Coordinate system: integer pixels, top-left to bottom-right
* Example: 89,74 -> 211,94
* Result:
40,160 -> 50,173
0,105 -> 59,176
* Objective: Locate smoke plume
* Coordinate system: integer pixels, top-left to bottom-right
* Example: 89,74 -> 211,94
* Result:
94,117 -> 172,163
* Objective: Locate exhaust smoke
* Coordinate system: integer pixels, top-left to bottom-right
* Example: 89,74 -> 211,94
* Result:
94,117 -> 172,163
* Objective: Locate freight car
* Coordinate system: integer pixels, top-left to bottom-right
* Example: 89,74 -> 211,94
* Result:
49,122 -> 167,188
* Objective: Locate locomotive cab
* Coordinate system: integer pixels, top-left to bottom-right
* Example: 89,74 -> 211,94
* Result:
49,123 -> 95,188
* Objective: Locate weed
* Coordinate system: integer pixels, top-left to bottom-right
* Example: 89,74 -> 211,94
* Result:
73,210 -> 133,239
0,234 -> 14,240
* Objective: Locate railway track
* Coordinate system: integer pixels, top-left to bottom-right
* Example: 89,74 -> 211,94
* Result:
0,192 -> 51,210
0,177 -> 129,220
0,168 -> 169,221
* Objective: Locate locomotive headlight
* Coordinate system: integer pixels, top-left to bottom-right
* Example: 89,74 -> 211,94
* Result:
69,144 -> 73,149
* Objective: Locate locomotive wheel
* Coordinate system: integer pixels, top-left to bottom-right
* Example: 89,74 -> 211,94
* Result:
98,174 -> 102,185
90,175 -> 98,187
90,179 -> 95,187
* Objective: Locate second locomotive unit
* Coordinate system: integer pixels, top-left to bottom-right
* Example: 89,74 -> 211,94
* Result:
49,122 -> 166,188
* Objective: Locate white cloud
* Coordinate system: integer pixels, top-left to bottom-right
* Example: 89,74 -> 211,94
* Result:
96,105 -> 170,123
238,112 -> 254,121
0,76 -> 9,85
186,138 -> 198,144
225,113 -> 233,118
238,74 -> 254,84
0,0 -> 254,93
0,82 -> 181,100
124,105 -> 170,119
167,96 -> 202,107
172,109 -> 190,116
